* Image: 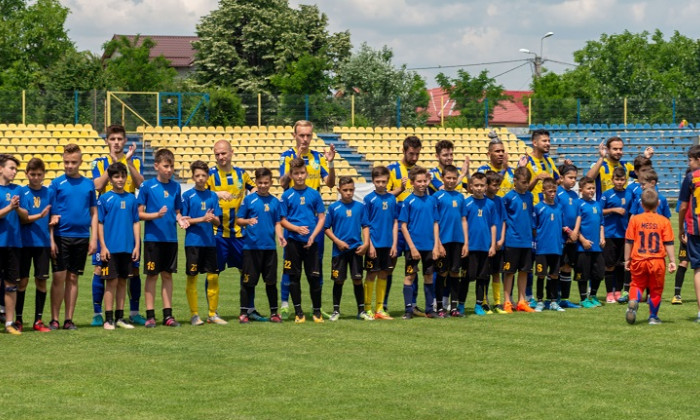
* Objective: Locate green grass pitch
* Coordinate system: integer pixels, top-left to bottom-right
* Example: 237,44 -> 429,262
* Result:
5,220 -> 700,419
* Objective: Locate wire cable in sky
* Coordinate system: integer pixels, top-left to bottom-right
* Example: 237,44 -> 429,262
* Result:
407,59 -> 530,71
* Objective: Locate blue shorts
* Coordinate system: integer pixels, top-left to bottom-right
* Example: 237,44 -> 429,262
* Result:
686,234 -> 700,269
216,236 -> 244,271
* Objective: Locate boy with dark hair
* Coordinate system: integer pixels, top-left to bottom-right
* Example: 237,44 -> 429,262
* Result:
677,144 -> 700,322
533,177 -> 565,312
624,189 -> 676,325
0,154 -> 23,334
280,157 -> 326,323
556,164 -> 581,308
502,166 -> 536,313
429,140 -> 469,194
399,166 -> 440,319
17,158 -> 53,332
576,176 -> 606,308
138,148 -> 189,328
463,172 -> 496,316
362,166 -> 398,320
237,167 -> 286,323
434,165 -> 468,317
324,176 -> 369,321
49,144 -> 98,330
485,170 -> 507,313
97,163 -> 140,330
601,167 -> 628,303
629,170 -> 671,218
182,160 -> 224,326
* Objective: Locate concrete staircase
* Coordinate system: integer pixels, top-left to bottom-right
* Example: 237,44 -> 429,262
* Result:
318,133 -> 372,181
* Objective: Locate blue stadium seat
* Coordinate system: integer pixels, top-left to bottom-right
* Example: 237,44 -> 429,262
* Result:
652,124 -> 661,129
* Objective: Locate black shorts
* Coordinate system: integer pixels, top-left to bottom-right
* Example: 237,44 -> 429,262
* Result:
185,246 -> 219,275
679,241 -> 689,263
0,247 -> 21,283
437,242 -> 463,274
284,239 -> 320,278
561,243 -> 578,268
242,249 -> 277,286
52,236 -> 89,275
331,250 -> 364,282
489,250 -> 504,275
535,254 -> 561,277
102,253 -> 133,280
405,250 -> 434,276
467,251 -> 490,281
502,247 -> 532,274
143,242 -> 178,275
364,248 -> 395,272
575,252 -> 605,282
19,247 -> 50,280
603,238 -> 625,267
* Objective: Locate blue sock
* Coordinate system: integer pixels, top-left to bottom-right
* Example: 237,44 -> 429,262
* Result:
424,283 -> 435,313
383,275 -> 393,306
281,273 -> 290,302
403,284 -> 413,311
525,272 -> 533,298
412,281 -> 419,305
128,275 -> 141,312
92,274 -> 104,314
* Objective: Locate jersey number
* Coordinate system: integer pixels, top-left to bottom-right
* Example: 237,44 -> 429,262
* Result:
283,260 -> 292,269
637,231 -> 660,254
146,261 -> 155,271
190,264 -> 198,273
102,266 -> 109,276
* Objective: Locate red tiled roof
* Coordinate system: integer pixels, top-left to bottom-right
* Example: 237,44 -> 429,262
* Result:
423,88 -> 532,126
104,35 -> 198,68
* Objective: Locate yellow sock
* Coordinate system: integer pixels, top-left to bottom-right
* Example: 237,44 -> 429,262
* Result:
492,281 -> 502,305
206,273 -> 220,317
376,277 -> 387,313
186,275 -> 198,316
364,279 -> 375,308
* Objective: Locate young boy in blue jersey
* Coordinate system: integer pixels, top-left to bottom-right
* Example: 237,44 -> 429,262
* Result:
280,157 -> 326,324
97,163 -> 140,330
138,148 -> 189,328
556,164 -> 582,309
182,161 -> 224,326
362,166 -> 398,321
485,171 -> 507,313
49,144 -> 98,330
17,158 -> 53,332
463,172 -> 496,316
324,176 -> 369,321
434,165 -> 468,318
0,154 -> 24,334
629,170 -> 671,218
601,167 -> 628,304
398,166 -> 440,319
237,167 -> 286,323
533,178 -> 565,312
502,167 -> 536,313
576,176 -> 606,308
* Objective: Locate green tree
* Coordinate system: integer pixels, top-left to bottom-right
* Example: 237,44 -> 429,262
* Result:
436,69 -> 510,128
103,35 -> 177,92
206,88 -> 246,127
337,43 -> 429,127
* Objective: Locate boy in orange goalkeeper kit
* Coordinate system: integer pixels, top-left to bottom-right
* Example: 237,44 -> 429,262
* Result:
623,189 -> 676,325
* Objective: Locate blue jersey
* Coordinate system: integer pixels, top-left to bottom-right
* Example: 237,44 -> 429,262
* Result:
628,188 -> 671,219
237,193 -> 282,251
487,194 -> 506,242
601,188 -> 628,239
503,189 -> 535,248
577,198 -> 604,252
138,178 -> 182,243
182,188 -> 222,247
98,191 -> 139,254
398,193 -> 438,251
50,175 -> 96,238
428,167 -> 468,195
557,186 -> 580,231
464,196 -> 496,252
534,201 -> 563,255
280,186 -> 325,242
19,185 -> 53,247
0,183 -> 23,247
325,200 -> 365,257
435,190 -> 467,244
625,181 -> 642,213
362,191 -> 397,249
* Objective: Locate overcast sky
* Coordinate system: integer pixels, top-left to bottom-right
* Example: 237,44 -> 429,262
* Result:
62,0 -> 700,90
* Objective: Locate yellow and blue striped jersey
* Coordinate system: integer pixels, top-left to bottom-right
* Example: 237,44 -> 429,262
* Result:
91,155 -> 142,194
428,166 -> 468,195
279,148 -> 329,191
476,162 -> 514,197
525,154 -> 560,205
387,160 -> 415,202
591,158 -> 634,200
206,165 -> 255,238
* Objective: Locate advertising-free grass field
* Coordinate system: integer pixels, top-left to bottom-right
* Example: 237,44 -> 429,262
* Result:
5,229 -> 699,419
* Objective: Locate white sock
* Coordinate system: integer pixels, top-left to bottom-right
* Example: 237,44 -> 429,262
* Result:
5,321 -> 12,327
130,311 -> 139,317
442,296 -> 449,308
281,301 -> 289,308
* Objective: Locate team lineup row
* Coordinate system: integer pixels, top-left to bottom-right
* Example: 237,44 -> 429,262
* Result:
0,122 -> 696,335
